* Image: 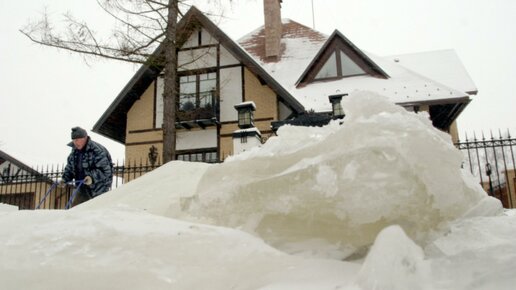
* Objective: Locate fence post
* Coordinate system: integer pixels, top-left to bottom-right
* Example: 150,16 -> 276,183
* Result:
456,130 -> 516,208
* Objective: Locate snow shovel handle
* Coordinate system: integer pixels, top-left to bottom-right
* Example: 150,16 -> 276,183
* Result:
36,182 -> 59,209
65,179 -> 86,210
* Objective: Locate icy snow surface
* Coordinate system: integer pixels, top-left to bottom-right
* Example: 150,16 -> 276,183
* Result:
0,202 -> 18,212
1,91 -> 515,290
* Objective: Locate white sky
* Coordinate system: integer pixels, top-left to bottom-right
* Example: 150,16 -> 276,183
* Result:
1,0 -> 515,166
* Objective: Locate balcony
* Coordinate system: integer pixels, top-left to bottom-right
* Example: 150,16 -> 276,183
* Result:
176,93 -> 218,129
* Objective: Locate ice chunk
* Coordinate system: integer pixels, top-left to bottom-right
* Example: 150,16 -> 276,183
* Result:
183,91 -> 498,259
355,225 -> 430,290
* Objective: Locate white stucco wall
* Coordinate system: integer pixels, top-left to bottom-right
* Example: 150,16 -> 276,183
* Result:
177,129 -> 217,150
220,46 -> 239,66
201,28 -> 218,46
155,76 -> 164,128
219,67 -> 243,122
178,47 -> 218,71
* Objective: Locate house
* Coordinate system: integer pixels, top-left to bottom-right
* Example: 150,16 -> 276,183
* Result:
93,1 -> 476,165
0,150 -> 42,209
0,150 -> 71,209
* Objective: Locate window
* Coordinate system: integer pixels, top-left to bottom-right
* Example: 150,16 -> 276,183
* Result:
179,75 -> 197,111
339,51 -> 365,76
315,50 -> 366,80
156,71 -> 217,127
315,52 -> 338,79
179,72 -> 216,112
177,150 -> 218,163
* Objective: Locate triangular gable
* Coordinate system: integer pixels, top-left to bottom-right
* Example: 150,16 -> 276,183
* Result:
93,6 -> 304,144
0,150 -> 45,183
296,30 -> 389,87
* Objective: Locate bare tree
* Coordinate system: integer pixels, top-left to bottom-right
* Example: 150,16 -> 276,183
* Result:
20,0 -> 226,163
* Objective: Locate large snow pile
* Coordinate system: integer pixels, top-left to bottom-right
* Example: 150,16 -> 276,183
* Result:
180,93 -> 499,259
1,91 -> 514,290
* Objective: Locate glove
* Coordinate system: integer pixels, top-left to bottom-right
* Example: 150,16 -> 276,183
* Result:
57,179 -> 66,188
84,176 -> 93,186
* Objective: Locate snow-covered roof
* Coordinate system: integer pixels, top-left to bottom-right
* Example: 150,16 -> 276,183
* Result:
234,127 -> 261,134
388,49 -> 478,95
239,19 -> 473,113
234,101 -> 257,110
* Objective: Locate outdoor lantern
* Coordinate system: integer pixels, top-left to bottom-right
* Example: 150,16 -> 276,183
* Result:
234,101 -> 256,129
328,93 -> 347,119
485,162 -> 494,196
148,145 -> 158,167
486,163 -> 492,176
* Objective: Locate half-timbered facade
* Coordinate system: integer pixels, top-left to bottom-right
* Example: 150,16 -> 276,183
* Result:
93,2 -> 477,164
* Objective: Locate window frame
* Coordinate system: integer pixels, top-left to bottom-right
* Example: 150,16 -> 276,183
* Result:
299,39 -> 386,86
313,47 -> 367,81
176,148 -> 219,163
178,70 -> 217,113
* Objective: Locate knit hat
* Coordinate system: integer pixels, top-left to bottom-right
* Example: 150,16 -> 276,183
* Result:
71,127 -> 88,139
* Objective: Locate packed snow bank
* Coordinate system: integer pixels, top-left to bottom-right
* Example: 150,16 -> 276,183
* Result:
182,91 -> 501,258
0,202 -> 18,212
0,208 -> 360,290
2,210 -> 513,290
356,225 -> 430,290
78,161 -> 210,216
425,212 -> 516,290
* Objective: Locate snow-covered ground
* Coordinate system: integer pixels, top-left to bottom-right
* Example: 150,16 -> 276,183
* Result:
1,92 -> 515,290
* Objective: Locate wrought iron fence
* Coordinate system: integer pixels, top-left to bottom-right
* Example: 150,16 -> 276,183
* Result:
2,130 -> 516,210
0,160 -> 161,210
455,130 -> 516,208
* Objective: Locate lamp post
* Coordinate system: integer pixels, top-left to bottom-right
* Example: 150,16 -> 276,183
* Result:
486,163 -> 494,196
232,101 -> 260,155
148,145 -> 159,167
328,93 -> 347,119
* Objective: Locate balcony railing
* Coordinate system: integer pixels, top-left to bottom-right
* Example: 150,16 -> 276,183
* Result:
177,105 -> 216,122
177,92 -> 218,129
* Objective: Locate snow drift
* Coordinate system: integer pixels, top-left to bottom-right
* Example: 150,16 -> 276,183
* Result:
1,91 -> 513,290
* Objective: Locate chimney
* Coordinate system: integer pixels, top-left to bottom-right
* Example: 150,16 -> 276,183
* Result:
263,0 -> 282,60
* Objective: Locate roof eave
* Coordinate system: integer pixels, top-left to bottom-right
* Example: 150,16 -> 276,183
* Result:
93,6 -> 305,143
398,95 -> 470,130
92,60 -> 162,144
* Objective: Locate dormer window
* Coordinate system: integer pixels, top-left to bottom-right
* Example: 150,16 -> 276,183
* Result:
315,50 -> 366,80
296,31 -> 388,87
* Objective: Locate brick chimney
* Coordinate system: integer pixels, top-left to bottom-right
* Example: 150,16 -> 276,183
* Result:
263,0 -> 282,60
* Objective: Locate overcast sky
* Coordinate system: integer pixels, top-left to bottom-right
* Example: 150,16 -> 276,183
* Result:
1,0 -> 515,166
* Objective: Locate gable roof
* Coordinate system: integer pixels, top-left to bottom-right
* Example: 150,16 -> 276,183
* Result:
238,19 -> 472,118
93,6 -> 304,144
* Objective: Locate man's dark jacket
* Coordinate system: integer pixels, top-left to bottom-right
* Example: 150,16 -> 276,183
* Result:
63,137 -> 113,197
